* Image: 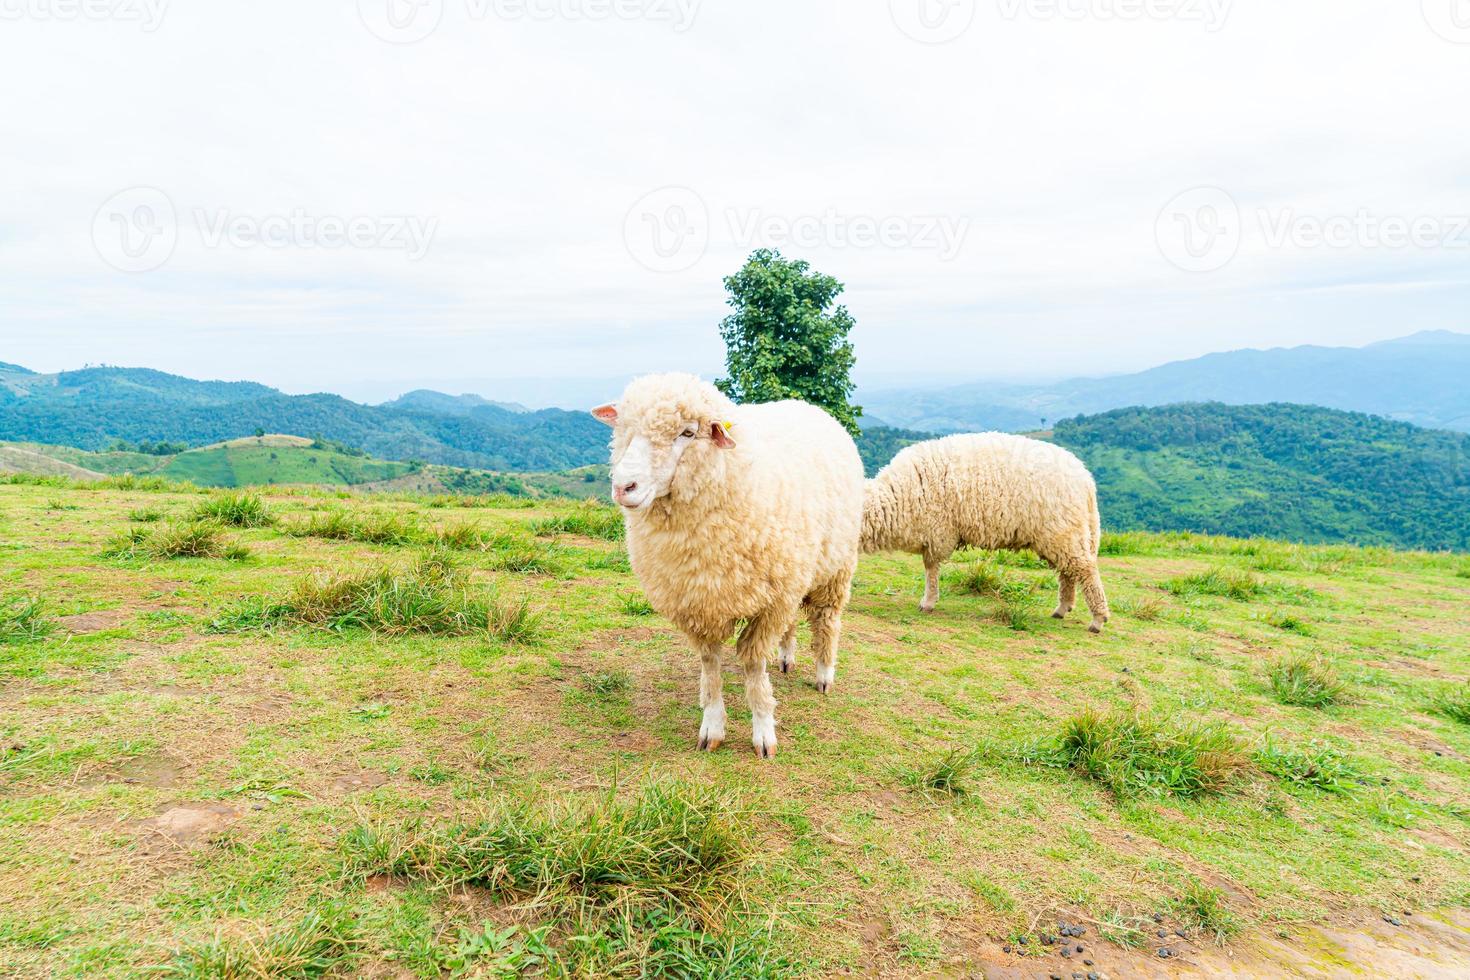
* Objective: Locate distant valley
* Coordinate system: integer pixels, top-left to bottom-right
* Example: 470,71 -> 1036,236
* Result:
863,331 -> 1470,434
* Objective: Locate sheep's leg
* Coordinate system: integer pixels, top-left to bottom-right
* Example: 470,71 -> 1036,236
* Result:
778,623 -> 797,674
695,639 -> 727,751
1079,562 -> 1111,633
736,614 -> 790,758
1052,573 -> 1076,619
809,603 -> 844,694
920,557 -> 941,614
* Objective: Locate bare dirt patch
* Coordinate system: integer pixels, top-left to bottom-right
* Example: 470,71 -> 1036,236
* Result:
331,772 -> 389,795
56,609 -> 128,634
80,753 -> 180,789
135,803 -> 240,847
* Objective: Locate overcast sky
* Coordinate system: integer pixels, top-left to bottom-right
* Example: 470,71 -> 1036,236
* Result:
2,0 -> 1468,407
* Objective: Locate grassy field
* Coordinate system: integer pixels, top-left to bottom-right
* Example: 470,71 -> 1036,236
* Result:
1,479 -> 1467,978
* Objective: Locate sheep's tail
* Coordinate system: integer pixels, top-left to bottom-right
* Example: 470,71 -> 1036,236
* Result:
1087,485 -> 1102,558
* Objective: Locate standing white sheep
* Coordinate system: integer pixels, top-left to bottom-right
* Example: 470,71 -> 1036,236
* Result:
592,373 -> 865,758
862,433 -> 1111,632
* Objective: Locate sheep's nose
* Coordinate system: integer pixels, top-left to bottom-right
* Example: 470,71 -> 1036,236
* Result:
613,481 -> 638,501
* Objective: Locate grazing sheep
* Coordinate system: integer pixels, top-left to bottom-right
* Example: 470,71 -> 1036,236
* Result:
592,373 -> 865,758
862,433 -> 1111,632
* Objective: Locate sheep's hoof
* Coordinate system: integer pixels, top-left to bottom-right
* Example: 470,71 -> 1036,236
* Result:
698,736 -> 723,752
1088,623 -> 1104,634
780,660 -> 791,674
1051,610 -> 1066,620
751,715 -> 777,758
919,604 -> 936,614
815,681 -> 831,694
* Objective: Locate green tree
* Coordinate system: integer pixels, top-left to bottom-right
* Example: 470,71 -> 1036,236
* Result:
716,249 -> 862,436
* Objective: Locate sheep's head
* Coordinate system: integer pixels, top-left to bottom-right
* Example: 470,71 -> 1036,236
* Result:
591,373 -> 736,512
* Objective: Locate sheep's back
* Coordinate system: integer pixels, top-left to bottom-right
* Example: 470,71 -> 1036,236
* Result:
891,433 -> 1095,552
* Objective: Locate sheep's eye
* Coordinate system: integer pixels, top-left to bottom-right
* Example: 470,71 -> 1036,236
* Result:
680,427 -> 696,439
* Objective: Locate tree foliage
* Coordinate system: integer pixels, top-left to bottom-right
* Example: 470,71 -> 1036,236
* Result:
715,249 -> 862,436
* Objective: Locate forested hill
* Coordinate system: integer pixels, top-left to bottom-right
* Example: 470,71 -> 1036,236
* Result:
0,364 -> 608,472
1052,403 -> 1470,551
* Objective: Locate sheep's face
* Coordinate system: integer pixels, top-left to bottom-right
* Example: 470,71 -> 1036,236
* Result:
591,375 -> 736,512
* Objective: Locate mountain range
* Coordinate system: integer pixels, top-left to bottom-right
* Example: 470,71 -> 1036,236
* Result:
862,331 -> 1470,433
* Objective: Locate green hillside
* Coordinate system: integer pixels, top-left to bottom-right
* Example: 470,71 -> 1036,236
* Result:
0,363 -> 608,472
0,438 -> 415,489
1052,402 -> 1470,552
157,441 -> 413,487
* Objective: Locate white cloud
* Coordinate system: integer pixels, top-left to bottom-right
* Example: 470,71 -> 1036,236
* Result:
1,0 -> 1467,405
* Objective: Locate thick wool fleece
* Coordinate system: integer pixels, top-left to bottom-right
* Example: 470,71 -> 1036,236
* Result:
862,432 -> 1110,631
609,373 -> 865,756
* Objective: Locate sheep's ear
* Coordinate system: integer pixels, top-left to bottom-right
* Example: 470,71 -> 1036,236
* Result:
591,403 -> 619,427
710,420 -> 736,449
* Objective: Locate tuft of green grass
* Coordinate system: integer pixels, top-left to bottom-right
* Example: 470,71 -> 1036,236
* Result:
208,554 -> 538,640
128,506 -> 166,523
580,670 -> 633,698
159,905 -> 357,979
0,595 -> 54,644
901,747 -> 978,799
530,502 -> 625,541
618,593 -> 656,616
1268,653 -> 1345,708
286,510 -> 421,546
946,561 -> 1006,597
1098,531 -> 1155,556
341,781 -> 750,922
1254,738 -> 1366,793
1174,881 -> 1240,943
1433,687 -> 1470,726
480,534 -> 561,574
1118,593 -> 1165,620
192,491 -> 274,528
992,593 -> 1040,632
103,521 -> 249,561
1264,610 -> 1312,635
1040,709 -> 1250,799
1163,567 -> 1266,601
